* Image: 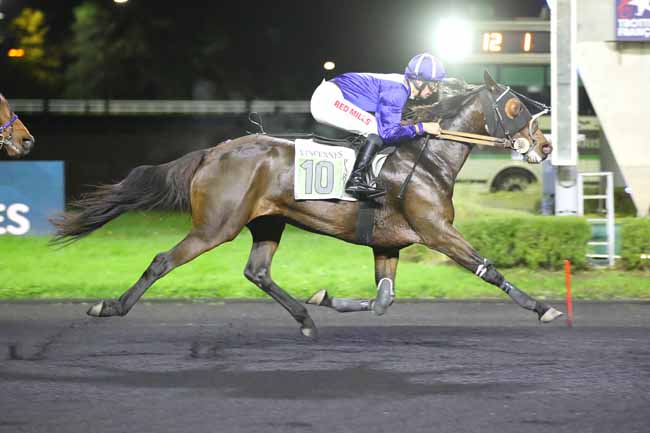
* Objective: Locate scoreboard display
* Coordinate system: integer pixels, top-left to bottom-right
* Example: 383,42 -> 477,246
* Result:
464,20 -> 550,64
481,31 -> 550,54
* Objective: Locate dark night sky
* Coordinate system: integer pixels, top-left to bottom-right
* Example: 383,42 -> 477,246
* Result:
1,0 -> 549,98
10,0 -> 549,67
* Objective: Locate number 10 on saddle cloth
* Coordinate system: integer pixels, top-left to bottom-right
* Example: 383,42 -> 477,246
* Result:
293,139 -> 389,201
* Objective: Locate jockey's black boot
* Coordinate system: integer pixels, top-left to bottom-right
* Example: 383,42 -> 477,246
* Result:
345,134 -> 385,199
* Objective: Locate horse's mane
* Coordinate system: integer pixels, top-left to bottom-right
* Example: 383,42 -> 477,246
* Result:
404,83 -> 484,124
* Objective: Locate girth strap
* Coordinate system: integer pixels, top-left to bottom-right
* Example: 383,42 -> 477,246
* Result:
355,201 -> 376,245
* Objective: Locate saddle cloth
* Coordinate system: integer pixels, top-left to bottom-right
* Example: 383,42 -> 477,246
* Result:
293,138 -> 390,201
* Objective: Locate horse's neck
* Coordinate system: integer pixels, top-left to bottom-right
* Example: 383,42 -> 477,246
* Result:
420,101 -> 483,184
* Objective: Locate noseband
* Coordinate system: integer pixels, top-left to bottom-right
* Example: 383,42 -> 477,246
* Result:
0,113 -> 19,152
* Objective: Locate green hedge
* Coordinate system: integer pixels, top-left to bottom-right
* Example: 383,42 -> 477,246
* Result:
402,217 -> 591,270
456,217 -> 591,270
620,218 -> 650,270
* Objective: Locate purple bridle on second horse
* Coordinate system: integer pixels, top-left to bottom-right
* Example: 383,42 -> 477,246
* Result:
0,114 -> 19,151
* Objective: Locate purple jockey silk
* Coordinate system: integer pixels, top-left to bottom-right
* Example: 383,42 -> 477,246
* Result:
616,0 -> 650,41
331,73 -> 419,143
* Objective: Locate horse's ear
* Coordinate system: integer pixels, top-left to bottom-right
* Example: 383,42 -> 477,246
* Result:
483,70 -> 498,92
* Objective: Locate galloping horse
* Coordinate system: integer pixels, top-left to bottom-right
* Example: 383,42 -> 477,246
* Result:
52,72 -> 562,338
0,94 -> 35,158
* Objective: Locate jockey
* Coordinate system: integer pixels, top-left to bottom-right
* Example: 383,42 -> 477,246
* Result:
310,53 -> 446,199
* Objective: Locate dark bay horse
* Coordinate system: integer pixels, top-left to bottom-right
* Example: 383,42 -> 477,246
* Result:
52,72 -> 562,338
0,94 -> 35,158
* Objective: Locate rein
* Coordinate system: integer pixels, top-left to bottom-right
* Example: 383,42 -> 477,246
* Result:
417,85 -> 550,154
396,128 -> 522,200
397,85 -> 551,199
437,129 -> 532,154
438,129 -> 508,147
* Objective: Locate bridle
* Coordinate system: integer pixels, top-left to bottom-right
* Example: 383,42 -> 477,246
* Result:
0,113 -> 19,153
404,85 -> 551,154
479,85 -> 551,154
398,86 -> 551,199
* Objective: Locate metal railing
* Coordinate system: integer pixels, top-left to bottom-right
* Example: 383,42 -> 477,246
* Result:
11,99 -> 312,115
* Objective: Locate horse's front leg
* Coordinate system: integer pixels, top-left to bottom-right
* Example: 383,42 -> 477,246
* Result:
422,222 -> 563,322
369,247 -> 399,315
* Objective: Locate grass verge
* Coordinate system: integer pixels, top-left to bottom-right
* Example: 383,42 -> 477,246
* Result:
1,211 -> 648,300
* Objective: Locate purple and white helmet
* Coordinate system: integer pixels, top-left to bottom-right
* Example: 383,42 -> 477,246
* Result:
404,53 -> 446,81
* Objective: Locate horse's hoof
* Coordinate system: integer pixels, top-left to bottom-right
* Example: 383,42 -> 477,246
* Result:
300,326 -> 318,339
300,316 -> 319,339
306,289 -> 330,306
87,301 -> 105,317
372,278 -> 394,316
539,307 -> 563,323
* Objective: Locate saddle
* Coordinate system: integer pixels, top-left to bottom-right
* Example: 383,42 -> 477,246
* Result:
313,123 -> 397,156
263,122 -> 396,158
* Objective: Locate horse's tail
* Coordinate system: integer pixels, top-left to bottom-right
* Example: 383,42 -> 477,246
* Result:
50,149 -> 208,245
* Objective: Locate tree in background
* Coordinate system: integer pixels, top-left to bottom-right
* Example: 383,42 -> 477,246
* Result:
64,1 -> 228,99
6,1 -> 330,99
63,1 -> 296,99
65,2 -> 149,98
62,2 -> 107,98
4,8 -> 62,97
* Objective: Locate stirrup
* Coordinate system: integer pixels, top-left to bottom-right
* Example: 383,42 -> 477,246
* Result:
346,188 -> 385,201
366,188 -> 386,199
345,179 -> 385,197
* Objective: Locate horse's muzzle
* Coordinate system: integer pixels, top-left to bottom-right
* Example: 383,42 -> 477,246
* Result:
22,138 -> 35,154
541,143 -> 553,155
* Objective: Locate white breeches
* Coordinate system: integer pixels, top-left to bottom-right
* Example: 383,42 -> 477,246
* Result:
310,80 -> 379,137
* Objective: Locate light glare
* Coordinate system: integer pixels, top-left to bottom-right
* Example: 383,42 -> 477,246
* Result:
434,18 -> 473,63
323,61 -> 336,71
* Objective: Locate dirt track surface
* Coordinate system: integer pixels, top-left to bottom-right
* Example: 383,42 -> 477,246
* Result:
1,300 -> 649,433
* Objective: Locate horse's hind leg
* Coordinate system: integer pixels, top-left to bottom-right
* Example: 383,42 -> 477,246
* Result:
87,229 -> 225,317
306,247 -> 399,316
87,160 -> 270,318
244,217 -> 318,338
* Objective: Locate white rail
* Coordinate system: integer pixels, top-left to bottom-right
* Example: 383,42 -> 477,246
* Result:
10,99 -> 312,115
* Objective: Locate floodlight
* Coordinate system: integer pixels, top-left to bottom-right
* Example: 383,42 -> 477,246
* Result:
433,18 -> 473,63
323,61 -> 336,71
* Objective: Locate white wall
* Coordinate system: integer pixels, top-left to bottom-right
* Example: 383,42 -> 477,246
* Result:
577,0 -> 650,216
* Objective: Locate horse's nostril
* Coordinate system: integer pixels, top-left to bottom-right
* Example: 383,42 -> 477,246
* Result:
23,139 -> 34,151
541,144 -> 553,155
